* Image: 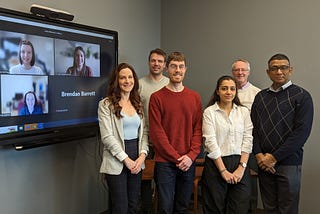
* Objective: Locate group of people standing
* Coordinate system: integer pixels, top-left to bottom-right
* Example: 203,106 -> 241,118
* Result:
98,49 -> 314,214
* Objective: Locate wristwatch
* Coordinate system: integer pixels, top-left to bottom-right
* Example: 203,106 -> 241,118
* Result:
239,162 -> 247,168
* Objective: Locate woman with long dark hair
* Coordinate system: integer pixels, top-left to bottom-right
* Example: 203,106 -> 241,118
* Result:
98,63 -> 148,213
66,46 -> 93,77
201,75 -> 253,213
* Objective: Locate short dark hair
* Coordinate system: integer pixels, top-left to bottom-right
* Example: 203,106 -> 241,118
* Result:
148,48 -> 167,62
166,51 -> 186,67
268,53 -> 290,67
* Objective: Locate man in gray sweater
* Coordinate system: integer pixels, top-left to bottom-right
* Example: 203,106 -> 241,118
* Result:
138,48 -> 169,214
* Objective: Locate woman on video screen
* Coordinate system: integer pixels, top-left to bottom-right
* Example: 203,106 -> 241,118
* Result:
66,46 -> 93,77
19,91 -> 43,115
9,40 -> 44,75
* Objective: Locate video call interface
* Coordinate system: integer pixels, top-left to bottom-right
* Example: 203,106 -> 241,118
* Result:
0,12 -> 117,136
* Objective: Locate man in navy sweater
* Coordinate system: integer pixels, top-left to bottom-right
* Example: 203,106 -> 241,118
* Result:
251,53 -> 313,214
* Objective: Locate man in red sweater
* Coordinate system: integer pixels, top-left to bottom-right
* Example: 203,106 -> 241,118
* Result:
149,51 -> 203,213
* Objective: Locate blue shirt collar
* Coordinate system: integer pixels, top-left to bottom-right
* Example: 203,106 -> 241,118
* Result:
269,80 -> 292,92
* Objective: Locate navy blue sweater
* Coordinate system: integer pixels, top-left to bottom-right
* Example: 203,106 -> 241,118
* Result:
251,84 -> 313,165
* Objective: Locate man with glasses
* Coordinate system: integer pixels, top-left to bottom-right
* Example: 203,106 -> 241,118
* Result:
231,59 -> 260,213
138,48 -> 169,213
251,53 -> 314,214
149,51 -> 203,213
232,59 -> 260,110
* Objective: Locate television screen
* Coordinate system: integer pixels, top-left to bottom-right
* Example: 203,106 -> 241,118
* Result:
0,7 -> 118,149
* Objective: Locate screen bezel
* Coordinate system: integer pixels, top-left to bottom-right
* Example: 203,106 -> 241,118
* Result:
0,7 -> 118,149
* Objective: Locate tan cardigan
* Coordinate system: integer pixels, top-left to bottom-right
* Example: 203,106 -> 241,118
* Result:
98,98 -> 149,175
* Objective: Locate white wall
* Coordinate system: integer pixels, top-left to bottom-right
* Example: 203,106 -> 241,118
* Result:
0,1 -> 161,213
161,0 -> 320,212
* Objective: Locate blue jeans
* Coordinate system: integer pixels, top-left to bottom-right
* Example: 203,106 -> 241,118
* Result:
154,161 -> 195,214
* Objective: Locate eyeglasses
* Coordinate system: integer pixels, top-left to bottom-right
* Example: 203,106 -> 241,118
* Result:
168,64 -> 186,70
232,68 -> 249,72
268,65 -> 290,72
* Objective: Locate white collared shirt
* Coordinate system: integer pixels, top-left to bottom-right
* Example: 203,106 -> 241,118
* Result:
269,80 -> 292,92
202,103 -> 253,160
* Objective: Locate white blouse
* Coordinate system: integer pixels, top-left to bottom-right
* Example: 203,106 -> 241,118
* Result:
202,103 -> 253,160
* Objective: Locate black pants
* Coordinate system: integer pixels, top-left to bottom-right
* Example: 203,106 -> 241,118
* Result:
201,155 -> 251,214
140,180 -> 153,213
248,153 -> 258,212
106,139 -> 141,214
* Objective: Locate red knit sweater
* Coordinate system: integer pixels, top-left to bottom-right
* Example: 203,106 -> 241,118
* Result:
149,86 -> 203,163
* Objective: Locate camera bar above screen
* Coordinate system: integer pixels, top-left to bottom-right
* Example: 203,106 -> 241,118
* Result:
0,7 -> 118,149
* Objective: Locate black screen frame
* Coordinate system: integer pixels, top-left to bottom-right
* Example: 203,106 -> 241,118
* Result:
0,7 -> 118,150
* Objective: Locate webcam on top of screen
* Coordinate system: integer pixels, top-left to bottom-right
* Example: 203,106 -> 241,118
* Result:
30,4 -> 74,21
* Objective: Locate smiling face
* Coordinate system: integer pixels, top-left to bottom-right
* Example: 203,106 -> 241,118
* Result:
74,49 -> 85,68
149,53 -> 166,76
232,60 -> 250,88
166,60 -> 186,84
217,79 -> 237,105
118,68 -> 134,94
25,93 -> 36,109
20,44 -> 33,67
267,59 -> 292,90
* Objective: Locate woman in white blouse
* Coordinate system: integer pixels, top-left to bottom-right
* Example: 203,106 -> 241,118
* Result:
201,75 -> 253,214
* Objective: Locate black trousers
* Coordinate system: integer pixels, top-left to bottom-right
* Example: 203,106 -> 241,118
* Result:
106,139 -> 141,214
201,155 -> 251,214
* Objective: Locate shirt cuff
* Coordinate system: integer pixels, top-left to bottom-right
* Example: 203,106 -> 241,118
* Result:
116,151 -> 128,162
207,150 -> 221,160
140,149 -> 148,156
